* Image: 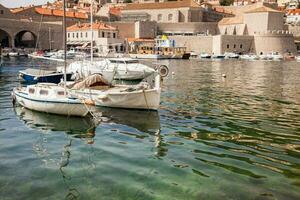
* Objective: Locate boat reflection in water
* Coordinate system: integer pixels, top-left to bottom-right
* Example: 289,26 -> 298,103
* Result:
14,107 -> 162,199
14,106 -> 97,138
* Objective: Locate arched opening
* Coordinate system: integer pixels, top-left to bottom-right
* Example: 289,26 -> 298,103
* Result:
0,29 -> 11,47
14,31 -> 37,48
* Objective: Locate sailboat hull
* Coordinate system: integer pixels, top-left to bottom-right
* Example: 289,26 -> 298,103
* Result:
13,88 -> 90,117
71,88 -> 161,110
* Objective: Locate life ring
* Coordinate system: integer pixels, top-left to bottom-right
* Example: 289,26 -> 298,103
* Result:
158,65 -> 169,77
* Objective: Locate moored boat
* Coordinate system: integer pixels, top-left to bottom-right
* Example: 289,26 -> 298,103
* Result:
19,68 -> 73,84
267,52 -> 283,61
12,83 -> 92,117
224,52 -> 239,59
240,54 -> 259,60
64,58 -> 155,81
68,70 -> 164,110
200,53 -> 211,59
212,54 -> 225,59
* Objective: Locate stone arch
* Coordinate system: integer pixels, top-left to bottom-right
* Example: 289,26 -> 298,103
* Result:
14,30 -> 37,48
0,29 -> 12,48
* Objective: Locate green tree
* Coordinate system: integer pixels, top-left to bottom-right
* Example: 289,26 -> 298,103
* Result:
219,0 -> 234,6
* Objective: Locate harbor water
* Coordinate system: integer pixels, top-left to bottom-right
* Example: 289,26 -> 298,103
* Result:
0,58 -> 300,199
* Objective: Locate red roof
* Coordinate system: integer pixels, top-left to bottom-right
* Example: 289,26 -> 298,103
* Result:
109,7 -> 122,16
35,7 -> 88,19
287,9 -> 300,15
67,22 -> 117,31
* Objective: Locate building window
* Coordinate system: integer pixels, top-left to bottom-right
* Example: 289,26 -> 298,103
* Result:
72,33 -> 75,38
113,33 -> 116,38
102,32 -> 105,38
107,32 -> 111,38
158,14 -> 162,21
240,44 -> 243,49
233,44 -> 236,48
168,14 -> 173,21
227,44 -> 229,49
76,33 -> 79,38
86,32 -> 88,38
81,32 -> 83,38
67,33 -> 70,38
0,10 -> 4,15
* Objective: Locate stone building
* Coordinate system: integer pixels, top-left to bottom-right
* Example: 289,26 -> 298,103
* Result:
121,0 -> 204,23
168,3 -> 297,55
67,22 -> 125,52
0,3 -> 67,50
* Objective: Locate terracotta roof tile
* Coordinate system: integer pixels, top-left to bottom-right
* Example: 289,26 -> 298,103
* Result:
35,7 -> 88,19
287,9 -> 300,15
123,0 -> 200,10
110,7 -> 122,16
67,22 -> 117,31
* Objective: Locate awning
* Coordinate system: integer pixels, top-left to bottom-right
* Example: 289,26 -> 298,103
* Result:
67,41 -> 87,45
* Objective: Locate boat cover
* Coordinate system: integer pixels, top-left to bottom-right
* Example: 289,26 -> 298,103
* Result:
21,68 -> 57,76
70,74 -> 109,90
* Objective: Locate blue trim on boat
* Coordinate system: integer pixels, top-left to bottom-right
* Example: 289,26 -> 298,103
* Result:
20,72 -> 73,84
14,91 -> 82,105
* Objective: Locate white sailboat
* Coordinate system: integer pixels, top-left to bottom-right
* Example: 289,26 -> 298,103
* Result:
68,68 -> 165,110
12,0 -> 93,117
64,58 -> 155,81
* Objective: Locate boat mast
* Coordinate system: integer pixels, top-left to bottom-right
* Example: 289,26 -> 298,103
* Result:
63,0 -> 67,93
49,27 -> 52,52
90,0 -> 94,63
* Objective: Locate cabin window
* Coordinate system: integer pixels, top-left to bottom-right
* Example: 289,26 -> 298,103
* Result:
29,88 -> 35,94
40,90 -> 48,95
227,44 -> 229,49
57,91 -> 65,96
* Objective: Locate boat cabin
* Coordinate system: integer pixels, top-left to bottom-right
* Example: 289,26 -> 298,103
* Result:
26,84 -> 67,98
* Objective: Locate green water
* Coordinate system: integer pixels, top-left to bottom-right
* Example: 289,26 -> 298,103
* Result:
0,58 -> 300,200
